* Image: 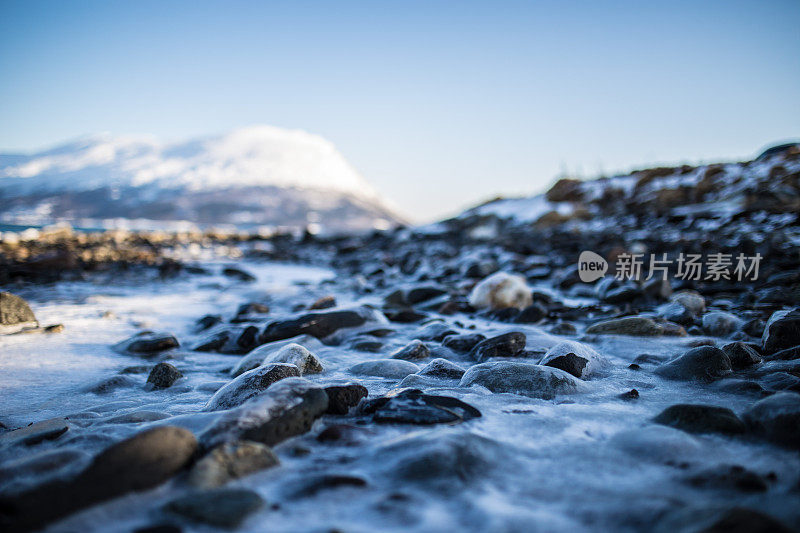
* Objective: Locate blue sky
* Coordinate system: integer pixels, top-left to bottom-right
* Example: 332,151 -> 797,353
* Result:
1,0 -> 798,221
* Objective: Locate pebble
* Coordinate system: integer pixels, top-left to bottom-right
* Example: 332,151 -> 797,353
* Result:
146,363 -> 183,390
113,331 -> 180,356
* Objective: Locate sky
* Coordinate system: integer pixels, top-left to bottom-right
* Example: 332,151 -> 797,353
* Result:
1,0 -> 799,222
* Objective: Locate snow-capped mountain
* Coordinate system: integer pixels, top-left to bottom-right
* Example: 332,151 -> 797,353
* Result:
0,126 -> 402,232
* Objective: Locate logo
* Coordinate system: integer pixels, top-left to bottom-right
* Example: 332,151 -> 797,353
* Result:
578,250 -> 608,282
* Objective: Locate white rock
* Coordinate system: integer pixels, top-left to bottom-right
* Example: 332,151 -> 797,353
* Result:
468,272 -> 532,310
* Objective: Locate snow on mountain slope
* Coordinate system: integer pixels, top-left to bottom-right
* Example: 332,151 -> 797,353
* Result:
0,126 -> 400,232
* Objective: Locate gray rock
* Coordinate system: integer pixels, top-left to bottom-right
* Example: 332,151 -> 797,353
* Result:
113,331 -> 179,356
163,488 -> 264,529
229,335 -> 322,377
84,375 -> 137,394
721,342 -> 762,369
538,340 -> 606,379
0,449 -> 89,495
0,426 -> 197,532
654,346 -> 732,382
359,389 -> 481,425
0,292 -> 38,334
260,307 -> 375,343
586,316 -> 686,336
323,383 -> 368,415
441,333 -> 485,353
742,391 -> 800,449
670,290 -> 706,316
390,340 -> 430,361
146,362 -> 183,390
189,441 -> 278,488
653,404 -> 747,435
702,311 -> 743,337
350,359 -> 419,379
200,378 -> 328,449
762,308 -> 800,354
459,361 -> 583,399
0,418 -> 69,447
204,363 -> 300,411
418,358 -> 466,379
265,343 -> 323,375
469,332 -> 526,362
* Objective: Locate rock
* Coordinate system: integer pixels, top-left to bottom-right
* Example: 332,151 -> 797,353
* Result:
199,378 -> 328,449
146,362 -> 183,390
0,418 -> 69,447
538,340 -> 606,379
702,311 -> 743,337
0,426 -> 197,532
229,335 -> 323,377
391,340 -> 430,361
195,314 -> 222,332
686,465 -> 770,492
193,331 -> 230,352
384,309 -> 427,323
762,308 -> 800,353
586,316 -> 686,336
670,290 -> 706,316
309,295 -> 336,310
222,267 -> 257,282
611,425 -> 702,463
469,331 -> 526,362
264,343 -> 323,375
349,359 -> 420,379
418,358 -> 466,379
654,346 -> 732,382
742,392 -> 800,449
385,286 -> 448,307
653,404 -> 747,435
721,342 -> 762,369
657,301 -> 694,325
415,322 -> 456,341
324,383 -> 369,415
515,303 -> 547,323
0,448 -> 90,495
84,375 -> 137,394
766,345 -> 800,361
441,333 -> 485,353
359,389 -> 481,425
44,324 -> 64,333
619,389 -> 639,401
699,507 -> 792,533
0,292 -> 38,334
204,363 -> 300,411
260,308 -> 372,343
468,272 -> 532,310
280,473 -> 367,499
163,488 -> 264,529
113,331 -> 180,356
459,361 -> 583,399
188,441 -> 278,488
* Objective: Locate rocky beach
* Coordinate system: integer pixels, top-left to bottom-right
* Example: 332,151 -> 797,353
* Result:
1,144 -> 799,532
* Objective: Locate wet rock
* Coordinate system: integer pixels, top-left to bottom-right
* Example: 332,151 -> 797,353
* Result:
229,335 -> 323,377
44,323 -> 64,333
349,359 -> 420,379
0,426 -> 197,532
469,331 -> 526,362
742,392 -> 800,449
441,333 -> 485,353
686,465 -> 770,492
260,308 -> 371,343
359,389 -> 481,424
653,404 -> 746,435
0,418 -> 69,447
654,346 -> 732,382
188,441 -> 278,488
391,340 -> 430,361
324,383 -> 368,415
146,362 -> 183,390
309,295 -> 336,310
699,507 -> 792,533
538,340 -> 606,379
385,286 -> 448,307
281,473 -> 368,499
384,309 -> 427,323
350,337 -> 384,352
670,290 -> 706,316
222,267 -> 257,282
459,361 -> 583,399
84,375 -> 137,394
702,311 -> 743,337
611,425 -> 702,463
515,303 -> 547,323
586,316 -> 686,336
762,308 -> 800,354
0,448 -> 89,495
204,363 -> 300,411
415,322 -> 456,342
113,331 -> 180,356
550,322 -> 577,335
193,330 -> 230,352
0,292 -> 38,334
163,488 -> 264,529
200,378 -> 328,449
418,358 -> 466,379
721,342 -> 762,369
468,271 -> 532,310
766,345 -> 800,361
236,325 -> 260,352
265,343 -> 323,375
619,389 -> 639,401
657,301 -> 694,325
195,314 -> 222,332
